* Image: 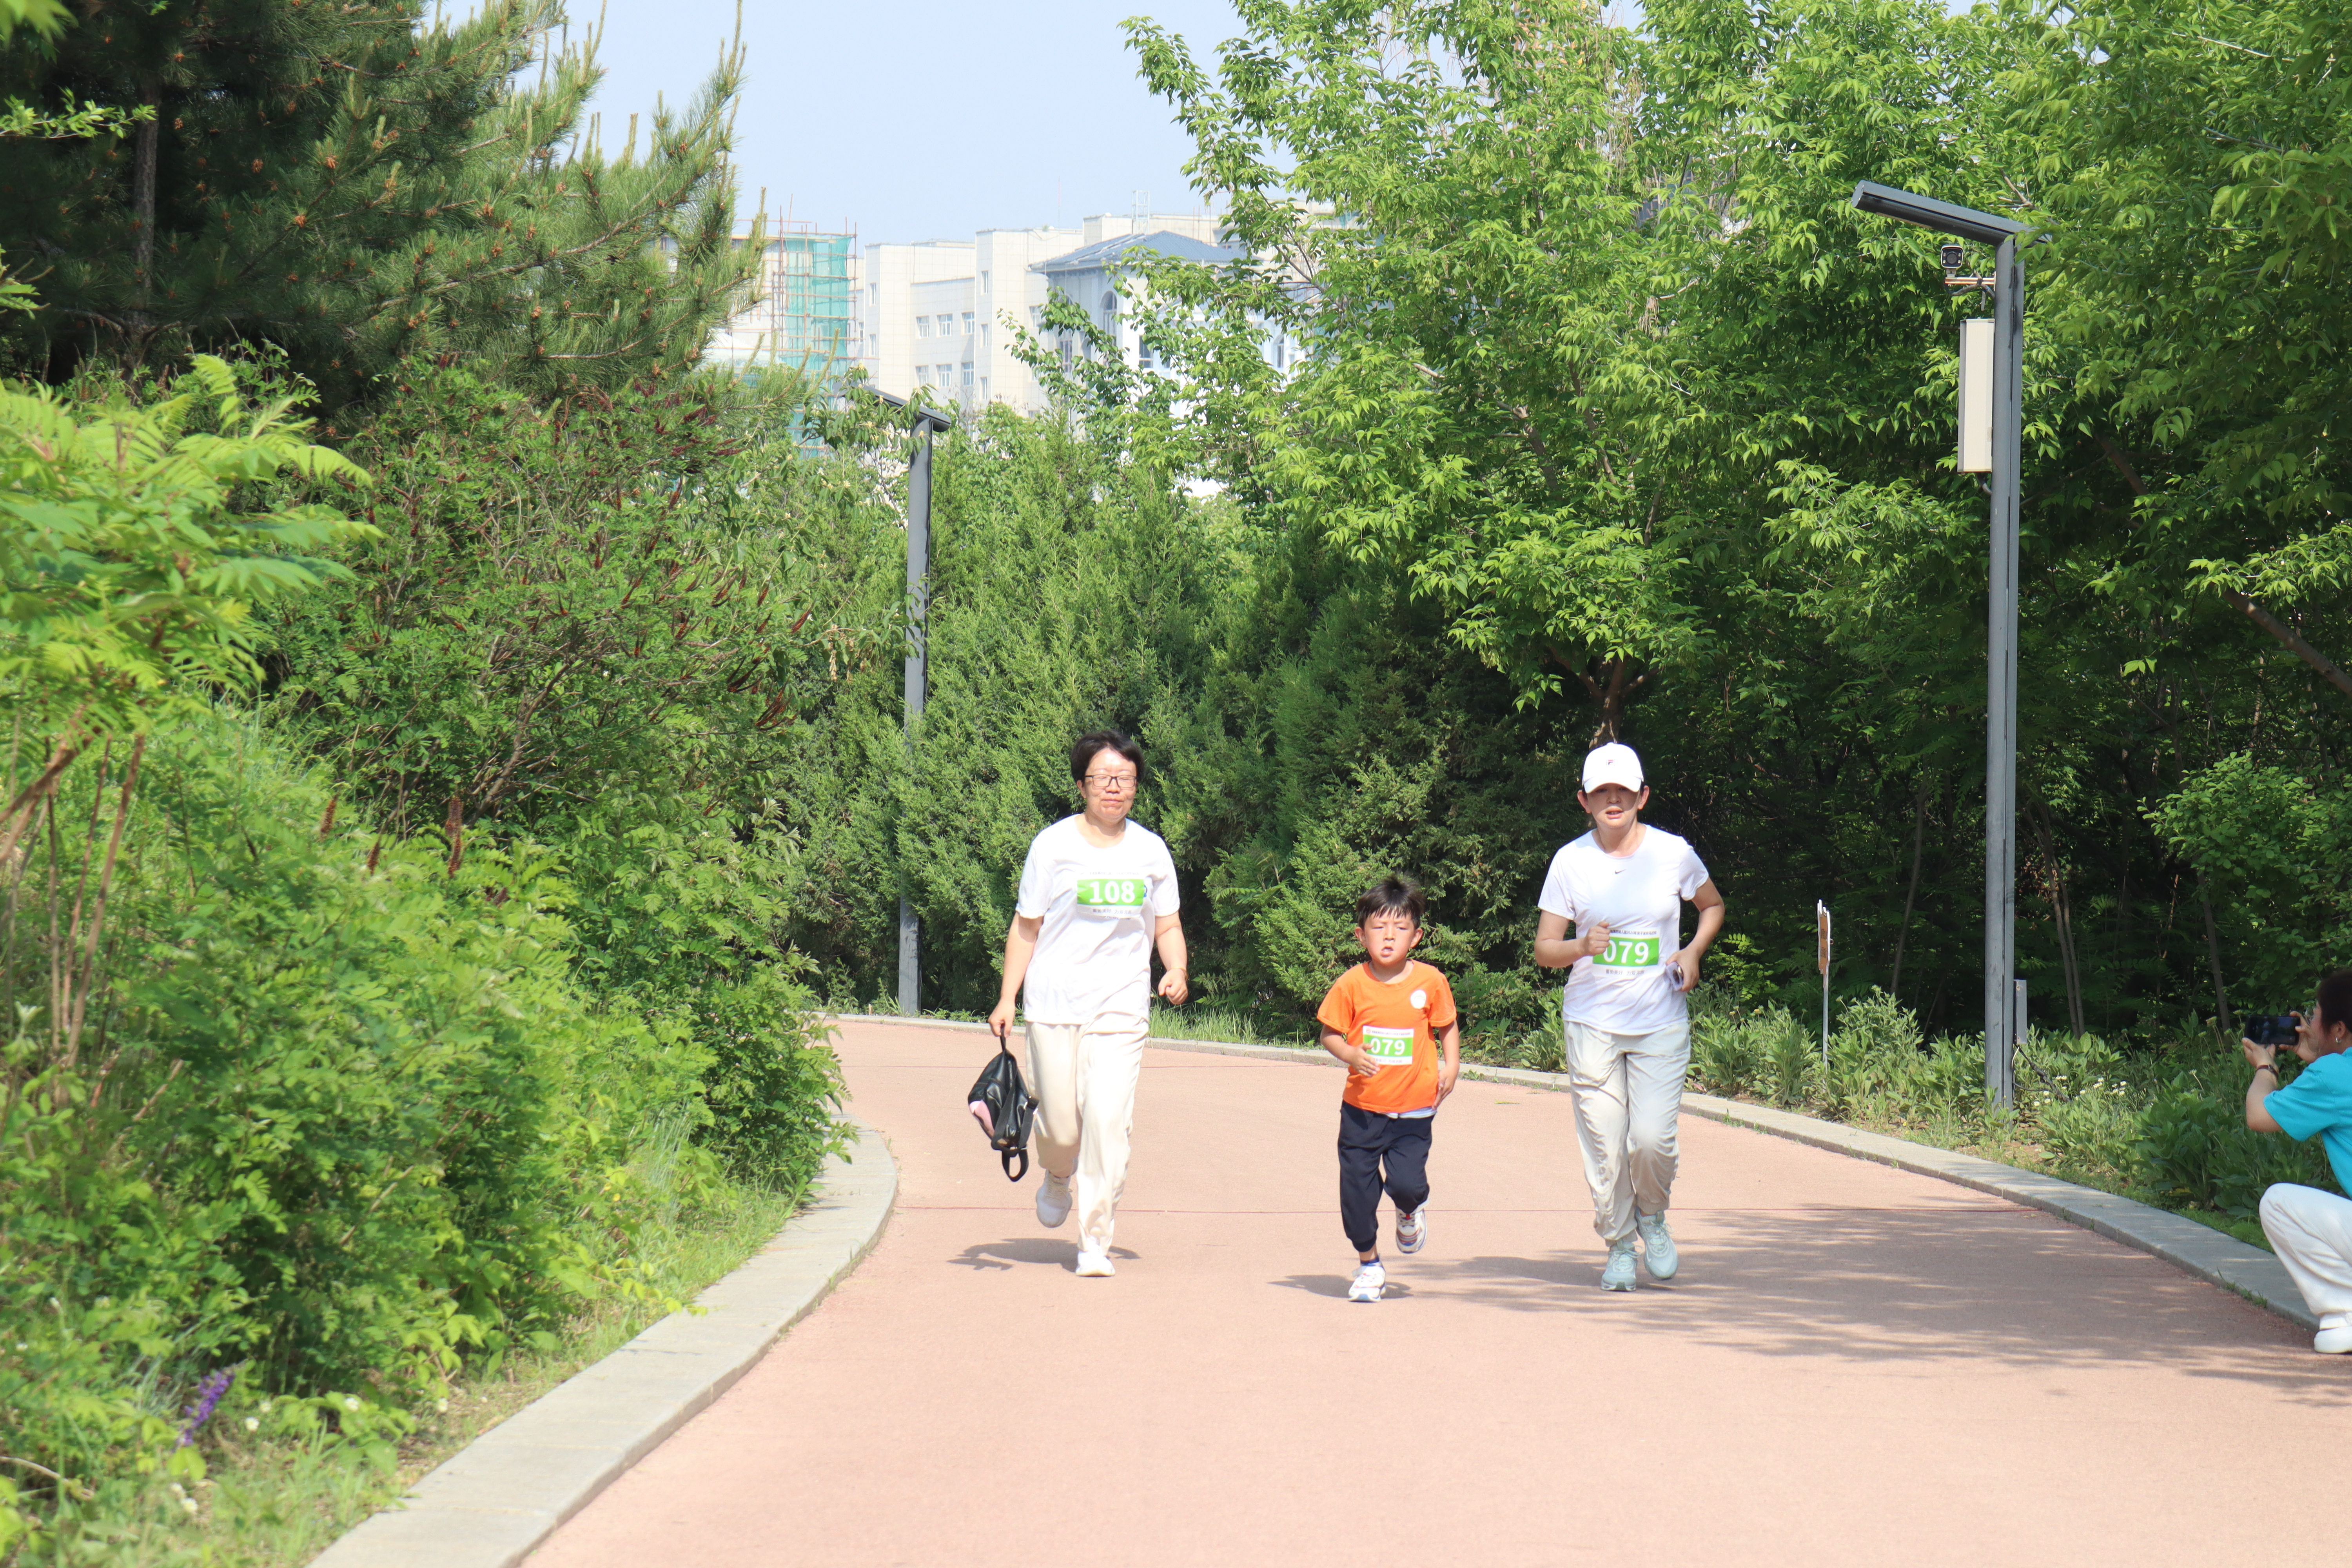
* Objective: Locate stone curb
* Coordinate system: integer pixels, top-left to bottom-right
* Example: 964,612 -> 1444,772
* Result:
841,1013 -> 2314,1331
309,1121 -> 899,1568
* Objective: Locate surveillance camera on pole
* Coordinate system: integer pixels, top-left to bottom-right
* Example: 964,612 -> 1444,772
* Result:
1850,179 -> 2036,1109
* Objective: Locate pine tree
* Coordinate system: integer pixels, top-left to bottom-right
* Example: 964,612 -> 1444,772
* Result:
0,0 -> 757,405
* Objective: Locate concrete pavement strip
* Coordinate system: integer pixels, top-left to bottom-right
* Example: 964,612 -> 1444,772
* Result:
309,1120 -> 898,1568
848,1011 -> 2314,1331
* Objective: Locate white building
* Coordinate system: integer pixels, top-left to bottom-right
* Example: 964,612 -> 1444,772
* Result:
862,212 -> 1230,411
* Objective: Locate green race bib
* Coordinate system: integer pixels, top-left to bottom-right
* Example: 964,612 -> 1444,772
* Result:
1361,1025 -> 1416,1063
1593,935 -> 1661,969
1073,876 -> 1149,911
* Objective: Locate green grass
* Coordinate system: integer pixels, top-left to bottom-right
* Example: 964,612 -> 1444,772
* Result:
1146,1002 -> 1287,1047
101,1179 -> 806,1567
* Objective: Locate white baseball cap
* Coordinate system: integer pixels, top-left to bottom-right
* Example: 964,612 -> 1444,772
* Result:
1581,742 -> 1644,793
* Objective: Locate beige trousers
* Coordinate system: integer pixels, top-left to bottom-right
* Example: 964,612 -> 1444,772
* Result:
1025,1018 -> 1149,1255
1565,1018 -> 1692,1245
2260,1182 -> 2352,1328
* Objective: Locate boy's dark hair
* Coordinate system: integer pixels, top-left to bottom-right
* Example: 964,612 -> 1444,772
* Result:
2319,970 -> 2352,1037
1356,876 -> 1426,928
1070,729 -> 1145,785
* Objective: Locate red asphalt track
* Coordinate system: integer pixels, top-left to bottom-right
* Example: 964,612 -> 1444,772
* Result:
532,1018 -> 2350,1567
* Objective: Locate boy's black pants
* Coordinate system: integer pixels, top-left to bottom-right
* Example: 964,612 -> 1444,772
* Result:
1339,1102 -> 1433,1254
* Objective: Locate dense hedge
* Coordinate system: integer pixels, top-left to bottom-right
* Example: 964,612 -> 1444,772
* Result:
0,365 -> 845,1559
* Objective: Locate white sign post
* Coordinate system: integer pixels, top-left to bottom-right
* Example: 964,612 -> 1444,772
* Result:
1817,901 -> 1833,1066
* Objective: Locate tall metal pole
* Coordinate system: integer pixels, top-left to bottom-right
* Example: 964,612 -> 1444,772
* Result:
1850,182 -> 2032,1111
1984,233 -> 2022,1107
898,420 -> 932,1016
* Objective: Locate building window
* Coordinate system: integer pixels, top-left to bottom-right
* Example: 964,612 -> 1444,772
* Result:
962,312 -> 976,335
980,270 -> 991,294
980,377 -> 989,400
915,317 -> 931,339
962,363 -> 975,388
1101,291 -> 1117,314
1138,342 -> 1154,370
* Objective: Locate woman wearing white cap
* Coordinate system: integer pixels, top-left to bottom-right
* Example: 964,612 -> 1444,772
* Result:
1534,742 -> 1725,1290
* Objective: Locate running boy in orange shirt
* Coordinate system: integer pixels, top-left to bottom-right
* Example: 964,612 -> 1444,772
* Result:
1317,876 -> 1461,1303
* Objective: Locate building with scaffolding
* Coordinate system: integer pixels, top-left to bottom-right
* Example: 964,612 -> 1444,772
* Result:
705,221 -> 861,379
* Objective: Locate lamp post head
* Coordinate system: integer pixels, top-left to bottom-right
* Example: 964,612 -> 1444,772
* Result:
1850,180 -> 2030,247
866,385 -> 953,433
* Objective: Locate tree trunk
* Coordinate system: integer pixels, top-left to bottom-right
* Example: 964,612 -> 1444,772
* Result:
1549,649 -> 1650,746
2198,880 -> 2234,1040
2028,800 -> 2087,1037
129,73 -> 161,357
1889,780 -> 1929,1002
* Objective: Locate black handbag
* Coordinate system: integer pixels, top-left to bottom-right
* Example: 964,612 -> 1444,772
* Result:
965,1043 -> 1038,1182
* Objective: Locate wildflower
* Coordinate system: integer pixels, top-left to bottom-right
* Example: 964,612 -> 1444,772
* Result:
243,1417 -> 260,1432
343,1395 -> 361,1412
177,1367 -> 237,1448
436,1398 -> 449,1414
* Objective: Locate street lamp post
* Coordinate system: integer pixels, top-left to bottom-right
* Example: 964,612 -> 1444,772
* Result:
870,389 -> 955,1016
1850,179 -> 2031,1108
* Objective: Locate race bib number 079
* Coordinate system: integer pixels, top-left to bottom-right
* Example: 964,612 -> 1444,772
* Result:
1361,1025 -> 1416,1063
1593,935 -> 1660,968
1074,877 -> 1149,909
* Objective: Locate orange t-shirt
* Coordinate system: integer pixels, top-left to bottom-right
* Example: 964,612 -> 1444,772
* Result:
1316,960 -> 1458,1115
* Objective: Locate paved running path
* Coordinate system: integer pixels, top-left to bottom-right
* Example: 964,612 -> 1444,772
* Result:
534,1020 -> 2348,1567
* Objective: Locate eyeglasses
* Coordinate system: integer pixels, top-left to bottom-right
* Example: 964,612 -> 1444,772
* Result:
1082,773 -> 1138,792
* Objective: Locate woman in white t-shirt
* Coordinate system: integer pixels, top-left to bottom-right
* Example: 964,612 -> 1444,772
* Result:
1534,742 -> 1725,1292
987,730 -> 1188,1277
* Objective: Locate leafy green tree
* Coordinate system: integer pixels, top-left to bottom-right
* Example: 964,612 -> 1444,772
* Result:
0,0 -> 754,404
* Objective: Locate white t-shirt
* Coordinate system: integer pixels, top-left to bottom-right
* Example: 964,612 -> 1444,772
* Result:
1015,815 -> 1181,1027
1537,826 -> 1711,1035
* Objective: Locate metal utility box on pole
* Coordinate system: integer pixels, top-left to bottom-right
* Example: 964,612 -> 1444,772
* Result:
1958,318 -> 1994,473
870,390 -> 954,1018
1850,179 -> 2032,1108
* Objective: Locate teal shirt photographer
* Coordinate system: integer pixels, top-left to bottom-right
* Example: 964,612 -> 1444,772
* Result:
2265,1053 -> 2352,1191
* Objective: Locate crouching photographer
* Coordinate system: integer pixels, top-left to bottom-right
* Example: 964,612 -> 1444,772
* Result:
2242,969 -> 2352,1355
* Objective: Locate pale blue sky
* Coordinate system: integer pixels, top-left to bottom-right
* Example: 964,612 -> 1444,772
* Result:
579,0 -> 1247,245
573,0 -> 1644,247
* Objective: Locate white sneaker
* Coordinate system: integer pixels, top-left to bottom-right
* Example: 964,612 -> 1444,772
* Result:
1348,1260 -> 1386,1302
2315,1325 -> 2352,1354
1601,1240 -> 1639,1291
1035,1173 -> 1072,1229
1074,1249 -> 1116,1277
1396,1204 -> 1428,1255
1636,1212 -> 1678,1281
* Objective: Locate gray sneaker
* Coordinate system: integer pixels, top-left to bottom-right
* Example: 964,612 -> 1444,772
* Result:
1396,1203 -> 1428,1255
1601,1240 -> 1639,1291
1035,1173 -> 1072,1229
1636,1212 -> 1679,1280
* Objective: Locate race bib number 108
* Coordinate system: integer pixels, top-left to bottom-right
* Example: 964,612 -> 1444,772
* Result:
1593,935 -> 1661,968
1074,877 -> 1149,910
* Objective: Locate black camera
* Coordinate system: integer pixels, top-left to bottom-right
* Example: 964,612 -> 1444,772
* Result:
2245,1013 -> 2302,1046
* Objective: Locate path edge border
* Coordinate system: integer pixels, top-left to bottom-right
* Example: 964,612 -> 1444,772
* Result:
309,1119 -> 899,1568
839,1012 -> 2314,1332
